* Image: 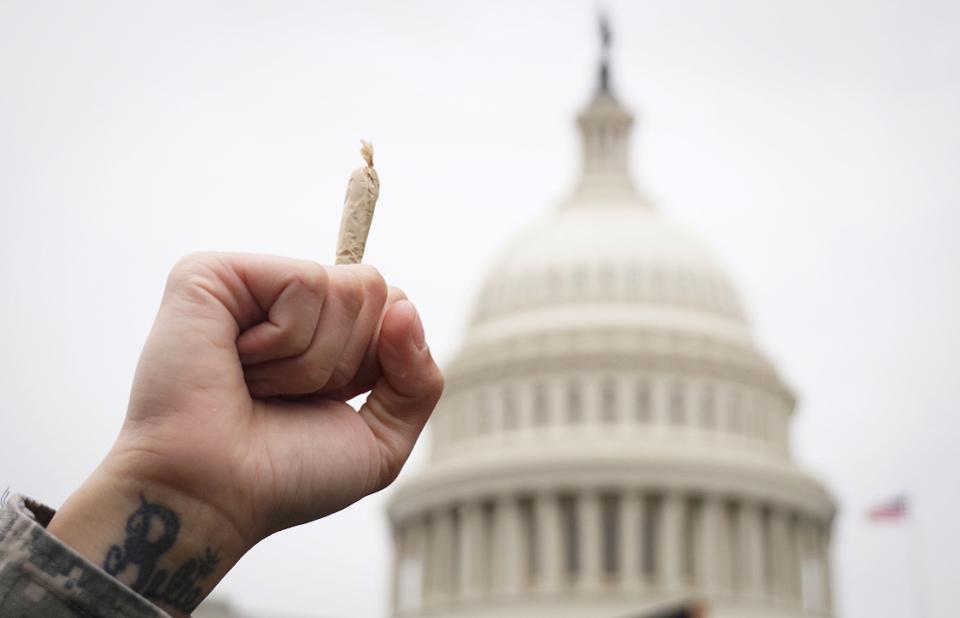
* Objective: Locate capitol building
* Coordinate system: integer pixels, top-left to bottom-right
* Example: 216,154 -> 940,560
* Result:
386,26 -> 836,618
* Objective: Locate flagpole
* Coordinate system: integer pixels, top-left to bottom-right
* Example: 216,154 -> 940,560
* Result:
905,497 -> 927,618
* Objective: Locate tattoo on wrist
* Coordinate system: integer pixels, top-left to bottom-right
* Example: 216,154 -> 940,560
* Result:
103,493 -> 220,613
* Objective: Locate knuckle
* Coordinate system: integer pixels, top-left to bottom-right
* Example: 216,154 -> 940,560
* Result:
334,269 -> 366,314
281,262 -> 328,304
325,358 -> 356,391
168,252 -> 212,282
387,286 -> 408,304
357,266 -> 388,306
279,323 -> 313,355
298,354 -> 335,391
165,252 -> 224,297
296,262 -> 329,297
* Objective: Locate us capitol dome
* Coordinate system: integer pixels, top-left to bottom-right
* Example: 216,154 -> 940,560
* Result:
387,23 -> 835,618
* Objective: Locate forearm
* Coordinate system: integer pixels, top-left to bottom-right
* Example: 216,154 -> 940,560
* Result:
47,466 -> 249,617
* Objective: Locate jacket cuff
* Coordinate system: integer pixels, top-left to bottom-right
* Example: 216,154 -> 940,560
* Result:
0,493 -> 171,617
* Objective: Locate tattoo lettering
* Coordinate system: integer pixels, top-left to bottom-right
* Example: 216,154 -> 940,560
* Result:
103,493 -> 220,613
103,493 -> 179,592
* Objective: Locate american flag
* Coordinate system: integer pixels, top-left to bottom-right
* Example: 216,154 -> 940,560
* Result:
866,494 -> 908,521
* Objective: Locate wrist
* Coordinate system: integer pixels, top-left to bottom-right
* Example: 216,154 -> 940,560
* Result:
48,463 -> 250,617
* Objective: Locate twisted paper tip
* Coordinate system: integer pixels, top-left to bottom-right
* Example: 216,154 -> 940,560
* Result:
360,140 -> 374,167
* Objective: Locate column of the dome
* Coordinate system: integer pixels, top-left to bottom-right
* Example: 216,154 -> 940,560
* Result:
717,502 -> 735,593
391,523 -> 403,615
422,515 -> 438,608
797,519 -> 814,610
800,517 -> 828,613
819,524 -> 834,613
534,492 -> 563,594
657,492 -> 684,591
618,490 -> 642,590
457,502 -> 484,601
769,508 -> 790,601
492,495 -> 523,597
786,516 -> 802,604
737,501 -> 765,599
697,495 -> 724,594
432,509 -> 456,605
577,491 -> 603,590
405,518 -> 427,614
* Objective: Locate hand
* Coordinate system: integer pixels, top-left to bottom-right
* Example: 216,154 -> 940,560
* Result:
47,253 -> 444,616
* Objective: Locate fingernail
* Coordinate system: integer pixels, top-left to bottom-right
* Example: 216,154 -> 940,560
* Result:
409,305 -> 427,352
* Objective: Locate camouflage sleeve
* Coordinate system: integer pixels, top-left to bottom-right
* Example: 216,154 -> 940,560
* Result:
0,493 -> 172,618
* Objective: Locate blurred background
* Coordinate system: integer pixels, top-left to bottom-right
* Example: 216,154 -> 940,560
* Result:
1,1 -> 958,617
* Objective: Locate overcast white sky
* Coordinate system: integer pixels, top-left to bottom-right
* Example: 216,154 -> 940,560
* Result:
1,1 -> 958,617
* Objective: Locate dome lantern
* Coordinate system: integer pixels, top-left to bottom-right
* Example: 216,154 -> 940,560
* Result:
570,16 -> 645,208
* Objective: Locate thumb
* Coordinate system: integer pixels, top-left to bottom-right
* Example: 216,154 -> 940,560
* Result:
359,299 -> 444,493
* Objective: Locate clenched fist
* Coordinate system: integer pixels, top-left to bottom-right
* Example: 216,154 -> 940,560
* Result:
48,253 -> 444,617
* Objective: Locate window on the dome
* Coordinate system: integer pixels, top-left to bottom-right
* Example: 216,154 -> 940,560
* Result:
635,380 -> 651,423
598,265 -> 614,295
533,381 -> 550,427
701,386 -> 716,429
547,269 -> 561,295
669,382 -> 686,425
502,385 -> 518,431
729,392 -> 742,434
572,267 -> 588,297
651,268 -> 664,296
759,407 -> 770,441
626,265 -> 642,297
750,401 -> 762,440
601,378 -> 618,423
477,391 -> 492,435
566,380 -> 583,424
453,399 -> 468,441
